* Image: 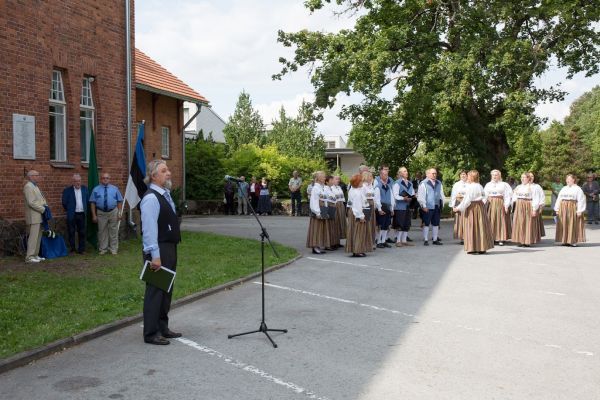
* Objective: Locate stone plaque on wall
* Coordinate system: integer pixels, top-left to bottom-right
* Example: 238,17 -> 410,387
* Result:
13,114 -> 35,160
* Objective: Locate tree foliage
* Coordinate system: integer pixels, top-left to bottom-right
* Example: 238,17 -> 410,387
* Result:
275,0 -> 600,172
185,137 -> 226,200
563,85 -> 600,168
223,91 -> 265,154
267,101 -> 326,159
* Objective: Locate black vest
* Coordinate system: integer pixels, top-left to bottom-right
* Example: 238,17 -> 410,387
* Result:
144,188 -> 181,244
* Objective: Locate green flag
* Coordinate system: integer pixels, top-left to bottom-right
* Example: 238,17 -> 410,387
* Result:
86,127 -> 99,248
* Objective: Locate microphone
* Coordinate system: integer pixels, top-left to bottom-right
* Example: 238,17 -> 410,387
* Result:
225,175 -> 243,182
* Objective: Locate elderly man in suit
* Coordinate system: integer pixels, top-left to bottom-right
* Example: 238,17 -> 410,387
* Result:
23,170 -> 48,263
62,174 -> 88,254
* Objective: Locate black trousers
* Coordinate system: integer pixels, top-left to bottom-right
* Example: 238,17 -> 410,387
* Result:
291,191 -> 302,215
143,242 -> 177,341
67,212 -> 86,252
224,194 -> 235,214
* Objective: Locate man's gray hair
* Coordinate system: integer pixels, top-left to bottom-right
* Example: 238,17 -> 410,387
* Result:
144,159 -> 167,185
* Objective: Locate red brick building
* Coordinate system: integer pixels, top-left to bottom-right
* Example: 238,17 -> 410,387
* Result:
0,1 -> 208,226
0,0 -> 135,222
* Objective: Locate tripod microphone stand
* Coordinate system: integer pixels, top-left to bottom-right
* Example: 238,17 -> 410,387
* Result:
227,178 -> 287,348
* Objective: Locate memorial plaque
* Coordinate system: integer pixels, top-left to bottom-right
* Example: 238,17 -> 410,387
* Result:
13,114 -> 35,160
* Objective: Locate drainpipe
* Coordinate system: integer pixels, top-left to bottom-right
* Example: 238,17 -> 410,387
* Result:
182,102 -> 203,205
125,0 -> 133,225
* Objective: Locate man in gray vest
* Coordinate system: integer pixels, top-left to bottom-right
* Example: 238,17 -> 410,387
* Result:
140,160 -> 182,345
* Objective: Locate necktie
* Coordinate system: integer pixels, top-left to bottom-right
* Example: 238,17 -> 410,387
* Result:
103,186 -> 108,211
164,191 -> 175,212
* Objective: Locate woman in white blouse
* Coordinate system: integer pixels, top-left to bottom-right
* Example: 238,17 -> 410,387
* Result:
306,171 -> 331,254
484,169 -> 513,246
528,172 -> 546,241
361,171 -> 380,250
511,173 -> 541,247
554,174 -> 586,246
450,171 -> 468,243
453,170 -> 494,254
333,176 -> 347,243
345,174 -> 371,257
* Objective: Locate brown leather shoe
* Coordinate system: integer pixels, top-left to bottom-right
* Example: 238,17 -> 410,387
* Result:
145,336 -> 170,345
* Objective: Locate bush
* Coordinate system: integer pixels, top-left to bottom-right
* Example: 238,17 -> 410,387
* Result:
186,138 -> 227,200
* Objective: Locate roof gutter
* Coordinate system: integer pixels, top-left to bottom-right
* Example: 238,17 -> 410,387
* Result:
136,83 -> 209,105
181,103 -> 203,206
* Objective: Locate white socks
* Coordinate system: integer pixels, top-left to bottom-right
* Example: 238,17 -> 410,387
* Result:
423,226 -> 430,241
401,231 -> 408,243
379,230 -> 388,243
432,226 -> 439,241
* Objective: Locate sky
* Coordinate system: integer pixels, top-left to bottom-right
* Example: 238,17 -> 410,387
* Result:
136,0 -> 600,138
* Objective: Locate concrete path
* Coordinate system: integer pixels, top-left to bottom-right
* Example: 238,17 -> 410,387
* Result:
1,215 -> 599,399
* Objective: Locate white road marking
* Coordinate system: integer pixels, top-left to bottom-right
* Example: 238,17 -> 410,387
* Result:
257,282 -> 595,358
305,257 -> 410,274
539,291 -> 567,296
176,337 -> 331,400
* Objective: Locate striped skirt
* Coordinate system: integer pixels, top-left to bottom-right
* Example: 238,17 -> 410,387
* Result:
511,199 -> 538,245
306,216 -> 331,248
487,196 -> 511,241
345,208 -> 371,254
326,214 -> 340,247
462,201 -> 494,253
453,197 -> 464,239
367,199 -> 377,244
536,210 -> 545,240
555,200 -> 586,244
335,202 -> 347,240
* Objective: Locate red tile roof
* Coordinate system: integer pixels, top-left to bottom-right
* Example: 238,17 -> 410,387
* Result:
135,48 -> 208,104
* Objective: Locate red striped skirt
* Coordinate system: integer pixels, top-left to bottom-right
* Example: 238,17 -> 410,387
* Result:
555,200 -> 586,244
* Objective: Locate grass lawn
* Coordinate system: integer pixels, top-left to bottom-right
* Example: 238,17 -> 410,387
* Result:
0,231 -> 297,359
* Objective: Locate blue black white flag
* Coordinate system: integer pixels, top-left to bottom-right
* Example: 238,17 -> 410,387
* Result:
124,122 -> 147,209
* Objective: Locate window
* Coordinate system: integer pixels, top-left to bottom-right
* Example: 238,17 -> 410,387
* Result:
80,77 -> 95,162
49,70 -> 67,161
183,107 -> 190,123
326,141 -> 336,149
161,126 -> 170,158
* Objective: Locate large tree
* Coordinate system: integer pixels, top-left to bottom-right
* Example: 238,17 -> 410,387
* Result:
267,101 -> 326,159
275,0 -> 600,171
563,85 -> 600,168
223,91 -> 265,154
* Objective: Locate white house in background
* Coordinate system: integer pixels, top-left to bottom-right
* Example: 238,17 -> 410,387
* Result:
183,101 -> 226,143
323,134 -> 366,177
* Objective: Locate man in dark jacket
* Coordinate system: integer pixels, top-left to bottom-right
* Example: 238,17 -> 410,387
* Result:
62,174 -> 88,253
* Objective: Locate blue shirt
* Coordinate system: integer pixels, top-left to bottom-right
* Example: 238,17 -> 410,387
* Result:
237,181 -> 249,197
140,183 -> 176,259
89,184 -> 123,211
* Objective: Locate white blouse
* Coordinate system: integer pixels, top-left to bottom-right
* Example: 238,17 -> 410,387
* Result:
532,183 -> 546,210
310,183 -> 326,216
450,180 -> 468,207
554,184 -> 586,214
484,181 -> 513,208
455,183 -> 486,213
512,184 -> 541,210
332,185 -> 345,203
324,185 -> 337,205
362,182 -> 382,211
347,187 -> 366,219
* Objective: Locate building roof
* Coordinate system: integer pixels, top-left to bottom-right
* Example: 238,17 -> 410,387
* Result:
135,48 -> 208,104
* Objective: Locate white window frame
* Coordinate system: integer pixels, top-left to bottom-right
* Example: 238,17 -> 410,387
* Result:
80,77 -> 95,162
161,126 -> 170,158
49,70 -> 67,162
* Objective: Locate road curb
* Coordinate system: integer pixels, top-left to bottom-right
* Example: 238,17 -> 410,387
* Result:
0,254 -> 302,375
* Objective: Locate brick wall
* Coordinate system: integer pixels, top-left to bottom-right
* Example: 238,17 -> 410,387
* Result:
135,89 -> 184,190
0,0 -> 135,222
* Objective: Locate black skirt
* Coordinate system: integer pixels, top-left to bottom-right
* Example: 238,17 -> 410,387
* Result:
257,195 -> 272,214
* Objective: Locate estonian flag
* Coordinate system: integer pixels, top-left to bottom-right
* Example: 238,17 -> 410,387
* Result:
124,122 -> 147,209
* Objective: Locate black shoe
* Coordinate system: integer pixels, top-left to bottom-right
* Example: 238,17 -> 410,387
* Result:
459,241 -> 464,245
352,253 -> 366,257
376,243 -> 385,248
432,240 -> 443,245
406,237 -> 413,242
386,238 -> 395,244
145,336 -> 170,345
162,330 -> 182,339
312,248 -> 326,255
325,247 -> 335,251
383,243 -> 392,248
423,241 -> 429,246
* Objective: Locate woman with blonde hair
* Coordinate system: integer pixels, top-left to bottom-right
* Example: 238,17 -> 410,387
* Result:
554,174 -> 586,246
484,169 -> 513,246
527,172 -> 546,241
511,173 -> 541,247
324,175 -> 340,250
450,170 -> 468,243
361,171 -> 379,250
453,170 -> 494,254
306,171 -> 331,254
345,174 -> 371,257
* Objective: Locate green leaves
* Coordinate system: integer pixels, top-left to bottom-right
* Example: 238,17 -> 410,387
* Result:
223,91 -> 266,154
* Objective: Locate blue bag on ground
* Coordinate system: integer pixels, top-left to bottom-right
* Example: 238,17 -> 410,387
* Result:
40,235 -> 68,259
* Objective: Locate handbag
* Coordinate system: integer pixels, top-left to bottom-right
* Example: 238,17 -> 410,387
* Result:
40,235 -> 68,259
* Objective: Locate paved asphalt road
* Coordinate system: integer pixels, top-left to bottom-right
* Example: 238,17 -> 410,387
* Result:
1,216 -> 599,399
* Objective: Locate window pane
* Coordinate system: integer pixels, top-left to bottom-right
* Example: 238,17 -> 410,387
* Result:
80,110 -> 93,162
50,104 -> 66,161
162,127 -> 169,157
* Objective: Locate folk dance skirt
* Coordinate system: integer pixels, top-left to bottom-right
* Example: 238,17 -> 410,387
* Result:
367,199 -> 377,244
511,199 -> 538,245
536,210 -> 545,240
462,201 -> 494,253
335,202 -> 347,240
487,196 -> 511,241
555,200 -> 586,245
306,216 -> 331,249
453,197 -> 464,240
345,208 -> 371,254
326,215 -> 340,247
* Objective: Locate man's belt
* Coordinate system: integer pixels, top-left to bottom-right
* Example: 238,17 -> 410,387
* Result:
98,208 -> 115,212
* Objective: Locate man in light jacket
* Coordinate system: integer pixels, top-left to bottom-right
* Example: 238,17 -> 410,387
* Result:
23,170 -> 47,263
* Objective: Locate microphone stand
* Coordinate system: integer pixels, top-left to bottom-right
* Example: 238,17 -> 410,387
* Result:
227,179 -> 287,348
